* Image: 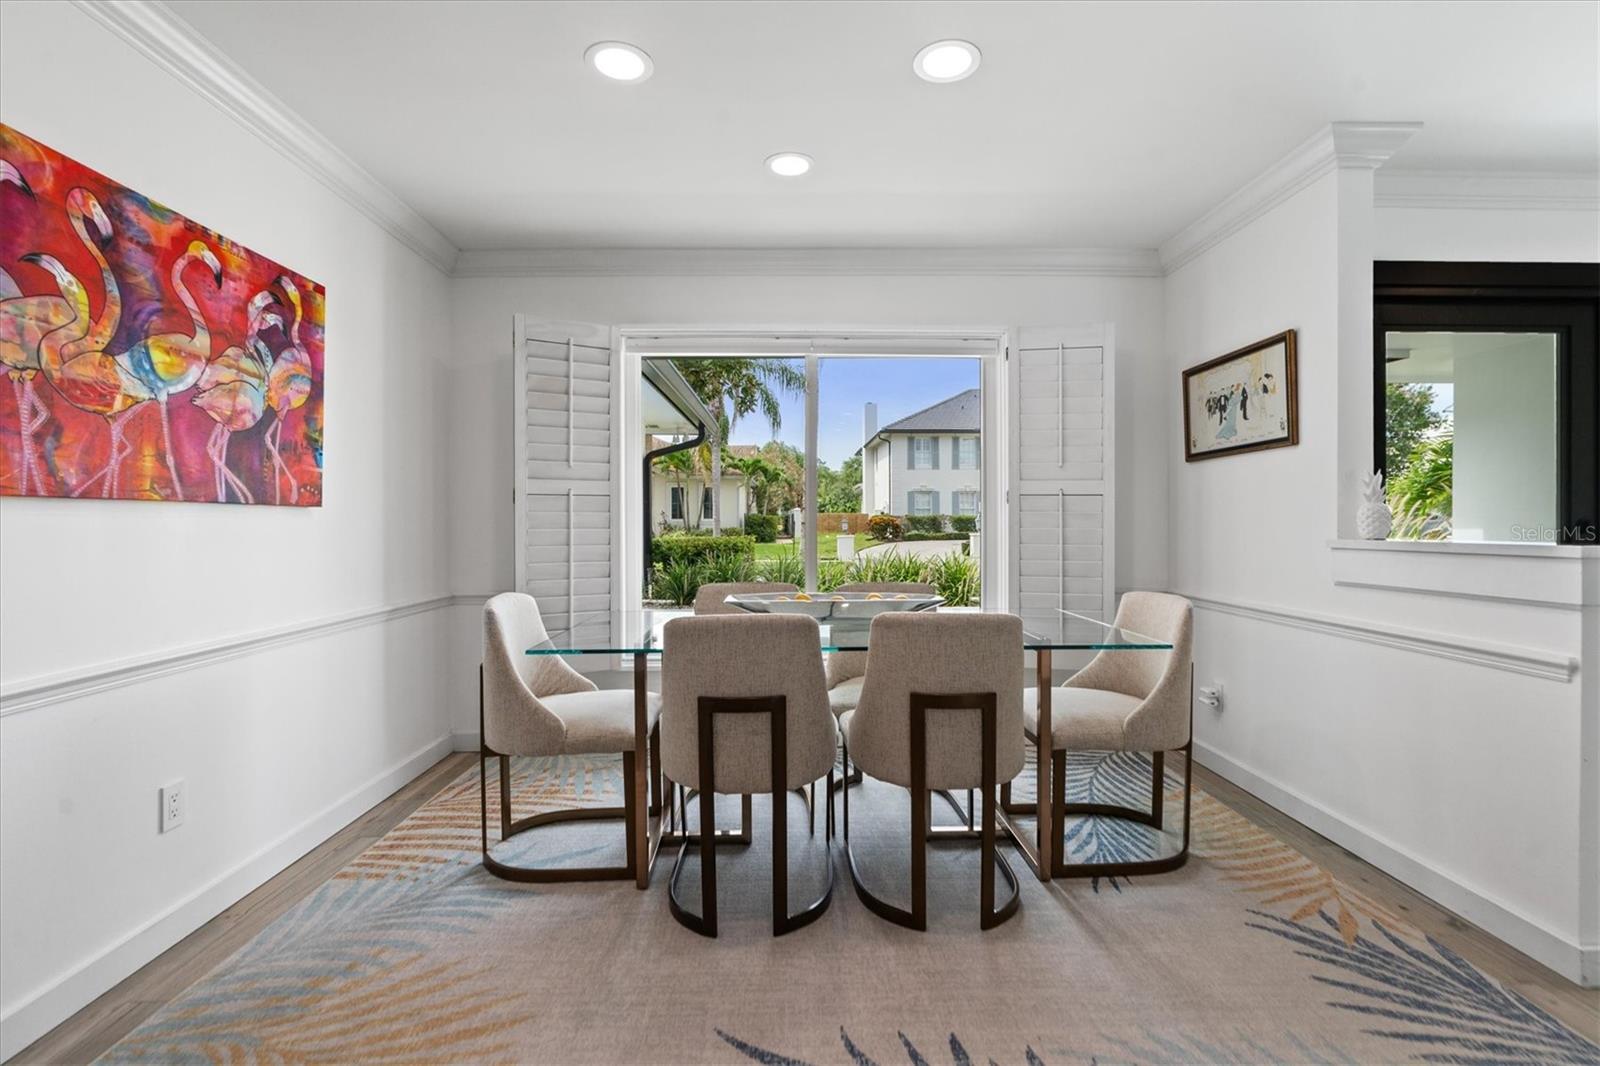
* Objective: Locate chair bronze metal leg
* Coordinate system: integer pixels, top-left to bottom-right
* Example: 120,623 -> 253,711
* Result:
1051,668 -> 1195,879
846,692 -> 1019,931
649,721 -> 663,816
478,665 -> 638,884
668,696 -> 834,938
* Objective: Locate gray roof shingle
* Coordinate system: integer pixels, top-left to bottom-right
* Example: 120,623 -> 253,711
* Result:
877,388 -> 981,434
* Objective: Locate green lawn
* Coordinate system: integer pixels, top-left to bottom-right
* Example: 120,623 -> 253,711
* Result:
754,534 -> 881,562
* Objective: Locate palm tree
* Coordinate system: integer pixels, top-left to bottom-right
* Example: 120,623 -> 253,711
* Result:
673,358 -> 805,533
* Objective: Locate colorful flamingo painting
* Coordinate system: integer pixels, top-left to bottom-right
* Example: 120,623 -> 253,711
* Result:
0,122 -> 325,505
193,291 -> 281,503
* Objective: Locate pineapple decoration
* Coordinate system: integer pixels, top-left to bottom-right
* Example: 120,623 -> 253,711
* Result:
1357,470 -> 1393,540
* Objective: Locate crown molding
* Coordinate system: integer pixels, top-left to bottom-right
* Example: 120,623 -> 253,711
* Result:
1374,169 -> 1600,212
1159,121 -> 1422,274
452,246 -> 1165,278
70,0 -> 460,274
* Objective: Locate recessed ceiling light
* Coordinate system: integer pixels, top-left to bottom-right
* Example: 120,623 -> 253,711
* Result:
765,152 -> 813,177
585,41 -> 653,82
913,39 -> 980,83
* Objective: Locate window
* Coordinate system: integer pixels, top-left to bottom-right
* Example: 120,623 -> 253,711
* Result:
669,485 -> 684,521
954,490 -> 979,515
956,437 -> 979,470
1375,262 -> 1597,545
911,436 -> 935,469
701,486 -> 714,521
908,490 -> 936,515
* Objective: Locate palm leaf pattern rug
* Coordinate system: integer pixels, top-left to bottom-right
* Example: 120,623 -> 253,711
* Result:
100,753 -> 1599,1065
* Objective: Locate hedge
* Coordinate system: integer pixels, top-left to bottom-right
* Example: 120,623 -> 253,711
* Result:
651,532 -> 755,568
904,514 -> 946,534
743,513 -> 781,543
950,514 -> 979,534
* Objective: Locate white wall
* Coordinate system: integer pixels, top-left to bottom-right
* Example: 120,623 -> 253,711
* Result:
0,3 -> 456,1054
1166,169 -> 1597,983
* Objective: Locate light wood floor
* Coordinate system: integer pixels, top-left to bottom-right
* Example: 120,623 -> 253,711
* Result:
12,756 -> 1598,1063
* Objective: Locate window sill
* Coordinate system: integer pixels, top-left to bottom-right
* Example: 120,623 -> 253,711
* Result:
1328,539 -> 1596,607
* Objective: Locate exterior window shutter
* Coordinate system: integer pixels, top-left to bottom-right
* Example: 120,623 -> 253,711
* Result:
907,437 -> 915,469
931,437 -> 940,470
973,437 -> 981,469
513,316 -> 616,638
931,490 -> 941,515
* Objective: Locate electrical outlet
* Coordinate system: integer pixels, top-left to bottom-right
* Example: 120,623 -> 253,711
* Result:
160,780 -> 185,833
1197,681 -> 1224,711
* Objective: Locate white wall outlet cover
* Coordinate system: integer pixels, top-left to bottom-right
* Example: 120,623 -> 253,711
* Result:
160,780 -> 186,833
1198,682 -> 1225,709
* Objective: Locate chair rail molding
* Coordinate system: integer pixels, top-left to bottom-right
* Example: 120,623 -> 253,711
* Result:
1374,169 -> 1600,212
451,246 -> 1165,278
1181,592 -> 1578,682
0,594 -> 456,717
68,0 -> 459,274
1159,121 -> 1422,274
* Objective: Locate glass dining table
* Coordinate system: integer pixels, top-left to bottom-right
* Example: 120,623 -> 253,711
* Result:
528,606 -> 1173,888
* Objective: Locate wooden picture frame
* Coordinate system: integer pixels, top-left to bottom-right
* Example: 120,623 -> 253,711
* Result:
1182,330 -> 1299,461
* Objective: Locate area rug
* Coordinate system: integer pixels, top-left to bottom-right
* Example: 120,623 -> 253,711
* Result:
99,753 -> 1600,1064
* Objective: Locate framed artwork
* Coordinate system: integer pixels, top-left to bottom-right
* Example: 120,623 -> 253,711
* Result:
0,123 -> 324,505
1182,329 -> 1298,461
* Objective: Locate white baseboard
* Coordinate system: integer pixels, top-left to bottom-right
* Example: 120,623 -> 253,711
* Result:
0,732 -> 456,1060
451,730 -> 480,753
1194,740 -> 1598,988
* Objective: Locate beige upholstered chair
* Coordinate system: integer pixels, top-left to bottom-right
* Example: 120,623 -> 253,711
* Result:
842,612 -> 1024,931
693,581 -> 798,616
823,582 -> 937,719
1022,591 -> 1194,878
660,613 -> 838,936
480,592 -> 661,882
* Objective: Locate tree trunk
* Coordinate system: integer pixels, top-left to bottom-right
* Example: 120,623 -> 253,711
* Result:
709,418 -> 723,535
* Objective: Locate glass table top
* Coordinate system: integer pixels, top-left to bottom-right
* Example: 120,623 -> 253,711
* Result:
527,607 -> 1172,656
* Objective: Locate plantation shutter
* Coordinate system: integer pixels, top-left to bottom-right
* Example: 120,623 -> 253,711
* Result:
513,316 -> 616,639
1010,326 -> 1115,632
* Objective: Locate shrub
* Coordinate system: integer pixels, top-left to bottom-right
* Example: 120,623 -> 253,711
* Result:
903,531 -> 965,542
949,514 -> 979,534
924,553 -> 980,607
867,514 -> 904,541
651,532 -> 755,569
759,551 -> 805,587
651,560 -> 702,606
846,550 -> 928,585
904,514 -> 945,535
743,513 -> 781,543
703,552 -> 756,584
816,560 -> 850,592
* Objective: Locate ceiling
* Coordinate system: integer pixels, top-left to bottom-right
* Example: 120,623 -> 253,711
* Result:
167,0 -> 1599,253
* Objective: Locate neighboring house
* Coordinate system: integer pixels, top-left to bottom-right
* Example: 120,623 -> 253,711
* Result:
648,437 -> 754,530
861,389 -> 982,519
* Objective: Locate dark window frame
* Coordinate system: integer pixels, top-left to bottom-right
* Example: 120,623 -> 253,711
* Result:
1374,261 -> 1598,545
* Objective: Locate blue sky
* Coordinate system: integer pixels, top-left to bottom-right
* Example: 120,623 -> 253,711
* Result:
723,358 -> 981,467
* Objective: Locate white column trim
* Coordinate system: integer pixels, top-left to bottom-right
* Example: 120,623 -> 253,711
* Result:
1159,121 -> 1421,274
